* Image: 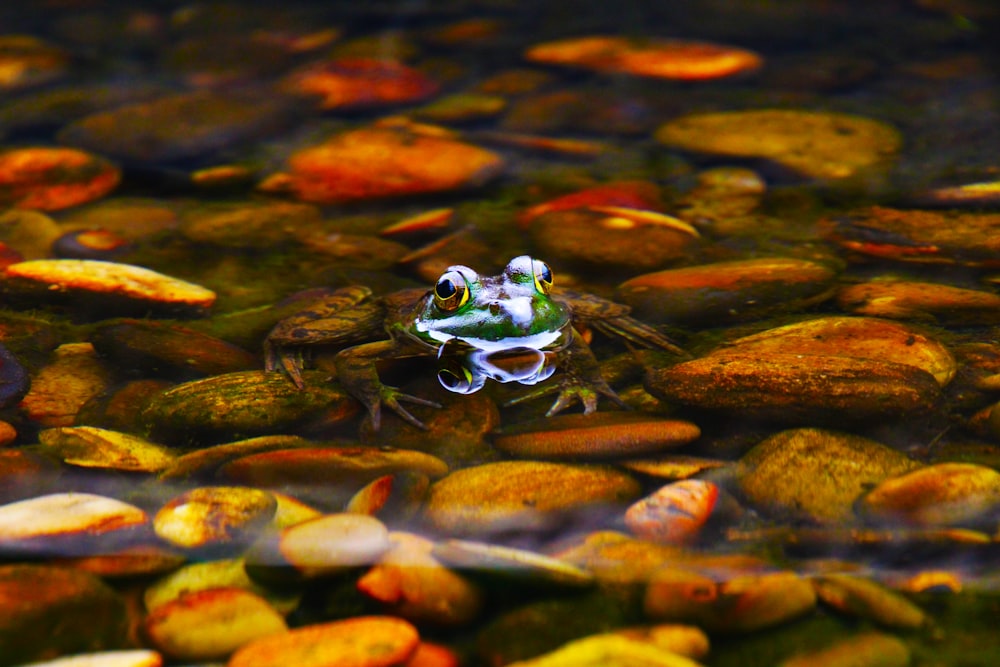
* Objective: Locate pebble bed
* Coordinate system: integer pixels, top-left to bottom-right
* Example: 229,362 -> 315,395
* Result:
0,1 -> 998,666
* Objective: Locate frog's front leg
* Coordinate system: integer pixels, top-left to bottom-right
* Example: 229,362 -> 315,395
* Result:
334,339 -> 442,431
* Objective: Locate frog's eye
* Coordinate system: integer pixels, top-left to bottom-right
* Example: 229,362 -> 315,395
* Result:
434,269 -> 472,312
531,259 -> 554,295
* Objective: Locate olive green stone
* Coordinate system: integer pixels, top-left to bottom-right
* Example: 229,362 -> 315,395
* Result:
735,428 -> 920,525
423,461 -> 642,536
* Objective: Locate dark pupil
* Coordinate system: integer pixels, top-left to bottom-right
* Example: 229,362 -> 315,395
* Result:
538,265 -> 552,284
438,369 -> 462,389
436,278 -> 457,299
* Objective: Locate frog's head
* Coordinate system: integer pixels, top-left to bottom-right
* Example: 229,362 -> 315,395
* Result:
409,255 -> 572,351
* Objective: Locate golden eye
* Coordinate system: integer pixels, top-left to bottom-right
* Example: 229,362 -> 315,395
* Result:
433,269 -> 470,312
531,259 -> 554,295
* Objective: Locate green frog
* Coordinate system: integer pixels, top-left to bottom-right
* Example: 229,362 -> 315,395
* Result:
266,255 -> 683,429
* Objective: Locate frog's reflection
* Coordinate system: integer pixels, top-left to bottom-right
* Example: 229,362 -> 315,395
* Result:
436,343 -> 558,395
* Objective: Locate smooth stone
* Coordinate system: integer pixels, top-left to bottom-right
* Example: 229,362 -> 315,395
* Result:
0,342 -> 29,409
153,486 -> 277,551
505,634 -> 704,667
619,455 -> 726,481
259,121 -> 504,204
141,371 -> 357,445
716,316 -> 957,386
656,109 -> 901,181
0,564 -> 128,666
529,206 -> 697,271
158,435 -> 312,482
857,462 -> 1000,527
273,513 -> 390,578
614,625 -> 709,660
281,57 -> 439,110
20,342 -> 111,427
37,426 -> 174,473
14,650 -> 162,667
143,588 -> 288,662
822,206 -> 1000,267
356,532 -> 484,627
178,201 -> 324,250
218,446 -> 448,510
422,461 -> 642,536
0,147 -> 119,211
518,181 -> 662,228
647,351 -> 943,423
343,472 -> 429,524
226,615 -> 419,667
432,539 -> 595,589
812,574 -> 928,629
58,91 -> 296,164
778,632 -> 910,667
525,35 -> 762,80
624,480 -> 719,545
837,279 -> 1000,324
644,568 -> 816,633
144,558 -> 301,616
91,319 -> 258,378
551,531 -> 686,588
617,258 -> 837,325
1,260 -> 216,317
735,429 -> 919,525
0,492 -> 148,555
54,545 -> 186,579
493,413 -> 700,460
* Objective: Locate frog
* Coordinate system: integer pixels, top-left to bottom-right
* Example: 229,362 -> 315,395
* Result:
265,255 -> 684,429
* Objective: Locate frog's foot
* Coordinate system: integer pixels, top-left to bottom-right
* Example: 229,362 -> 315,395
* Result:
371,386 -> 442,431
545,379 -> 626,417
264,342 -> 307,388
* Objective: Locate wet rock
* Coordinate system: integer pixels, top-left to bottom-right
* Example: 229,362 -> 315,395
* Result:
144,558 -> 301,616
412,92 -> 507,124
92,318 -> 258,379
656,109 -> 901,181
0,82 -> 166,136
259,121 -> 504,204
52,229 -> 133,261
422,461 -> 641,536
58,91 -> 297,164
0,147 -> 119,211
157,435 -> 312,482
501,89 -> 656,136
778,632 -> 910,667
910,178 -> 1000,208
735,429 -> 919,525
551,531 -> 687,589
619,455 -> 727,481
0,36 -> 68,92
857,462 -> 1000,528
525,36 -> 762,80
143,588 -> 288,662
519,181 -> 662,228
37,426 -> 175,473
674,167 -> 767,236
55,545 -> 186,580
140,371 -> 357,445
0,564 -> 128,666
20,342 -> 111,427
344,472 -> 429,524
56,198 -> 179,242
1,259 -> 217,318
821,206 -> 1000,267
282,57 -> 439,110
618,258 -> 837,325
432,539 -> 595,589
625,480 -> 719,545
217,446 -> 448,510
493,413 -> 700,460
0,449 -> 52,503
154,486 -> 277,552
0,209 -> 61,260
0,492 -> 148,557
15,650 -> 163,667
643,568 -> 816,633
528,205 -> 698,271
614,625 -> 709,661
356,532 -> 484,627
504,634 -> 704,667
812,574 -> 928,629
256,513 -> 390,579
837,279 -> 1000,324
178,201 -> 325,250
227,615 -> 419,667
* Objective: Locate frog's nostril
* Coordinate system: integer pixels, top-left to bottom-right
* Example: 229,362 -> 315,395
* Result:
489,302 -> 501,315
